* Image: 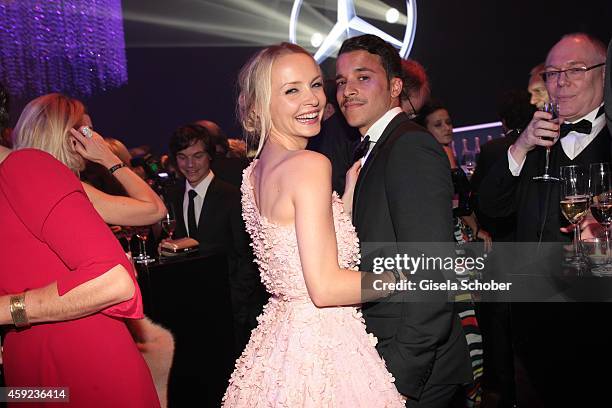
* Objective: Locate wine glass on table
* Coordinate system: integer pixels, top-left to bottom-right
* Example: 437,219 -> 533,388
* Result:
533,100 -> 560,182
135,226 -> 155,265
560,165 -> 589,266
588,162 -> 612,273
161,213 -> 176,240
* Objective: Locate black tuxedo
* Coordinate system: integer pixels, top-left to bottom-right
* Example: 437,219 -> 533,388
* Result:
352,112 -> 472,403
167,177 -> 265,352
478,126 -> 612,406
471,132 -> 519,242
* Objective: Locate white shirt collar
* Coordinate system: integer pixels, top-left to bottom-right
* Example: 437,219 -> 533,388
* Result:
185,170 -> 215,196
362,107 -> 403,142
560,103 -> 605,160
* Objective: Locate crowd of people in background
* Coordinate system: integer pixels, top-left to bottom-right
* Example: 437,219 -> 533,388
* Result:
0,30 -> 611,408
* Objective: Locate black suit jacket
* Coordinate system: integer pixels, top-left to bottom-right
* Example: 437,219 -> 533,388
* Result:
307,111 -> 360,194
167,177 -> 264,350
470,132 -> 519,242
352,112 -> 472,399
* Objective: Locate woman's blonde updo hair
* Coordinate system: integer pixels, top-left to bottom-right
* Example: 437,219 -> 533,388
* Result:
13,93 -> 86,173
237,42 -> 313,157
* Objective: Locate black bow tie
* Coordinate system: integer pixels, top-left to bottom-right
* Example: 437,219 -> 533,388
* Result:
352,135 -> 371,163
560,119 -> 592,138
559,106 -> 605,138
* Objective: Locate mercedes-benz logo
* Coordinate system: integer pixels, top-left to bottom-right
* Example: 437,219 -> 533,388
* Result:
289,0 -> 417,63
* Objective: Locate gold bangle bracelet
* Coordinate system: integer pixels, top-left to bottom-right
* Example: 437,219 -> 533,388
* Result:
9,292 -> 30,328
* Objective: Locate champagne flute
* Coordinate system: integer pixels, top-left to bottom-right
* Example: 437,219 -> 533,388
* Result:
589,162 -> 612,272
560,165 -> 589,265
533,100 -> 560,182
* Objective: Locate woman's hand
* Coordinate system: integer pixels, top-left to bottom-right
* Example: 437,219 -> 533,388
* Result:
342,160 -> 362,215
69,126 -> 121,169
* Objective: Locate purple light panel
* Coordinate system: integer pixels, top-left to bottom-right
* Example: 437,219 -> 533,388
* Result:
0,0 -> 128,98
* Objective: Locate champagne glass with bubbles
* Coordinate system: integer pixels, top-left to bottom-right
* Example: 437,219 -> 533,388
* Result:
560,165 -> 589,265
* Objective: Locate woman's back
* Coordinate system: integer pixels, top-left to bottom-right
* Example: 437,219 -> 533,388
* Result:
242,157 -> 359,301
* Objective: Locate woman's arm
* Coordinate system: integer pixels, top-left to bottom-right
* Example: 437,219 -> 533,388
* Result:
291,152 -> 397,307
0,265 -> 134,325
70,128 -> 167,225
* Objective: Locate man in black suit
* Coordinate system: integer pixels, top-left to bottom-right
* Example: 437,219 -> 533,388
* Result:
335,34 -> 472,407
167,124 -> 263,351
479,33 -> 610,406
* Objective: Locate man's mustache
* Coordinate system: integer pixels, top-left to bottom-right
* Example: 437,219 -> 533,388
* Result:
341,97 -> 367,107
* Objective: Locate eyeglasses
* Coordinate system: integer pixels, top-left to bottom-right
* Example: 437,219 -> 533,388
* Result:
541,62 -> 605,83
405,95 -> 417,119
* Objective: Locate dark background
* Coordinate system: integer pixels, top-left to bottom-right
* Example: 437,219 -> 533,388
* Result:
7,0 -> 612,155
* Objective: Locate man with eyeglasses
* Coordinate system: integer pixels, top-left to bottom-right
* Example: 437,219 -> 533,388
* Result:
400,59 -> 431,119
479,33 -> 610,407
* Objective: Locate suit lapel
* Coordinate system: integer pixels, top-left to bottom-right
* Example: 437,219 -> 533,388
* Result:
197,177 -> 219,236
353,112 -> 408,224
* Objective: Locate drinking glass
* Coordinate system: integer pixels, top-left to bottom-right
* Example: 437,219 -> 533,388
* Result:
559,165 -> 589,265
461,151 -> 476,177
533,100 -> 560,182
161,213 -> 177,240
581,238 -> 611,276
589,162 -> 612,272
135,226 -> 155,264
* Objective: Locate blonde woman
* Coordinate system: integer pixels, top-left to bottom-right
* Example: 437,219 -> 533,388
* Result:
222,43 -> 405,407
0,94 -> 161,407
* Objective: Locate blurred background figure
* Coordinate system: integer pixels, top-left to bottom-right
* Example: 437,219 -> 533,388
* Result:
400,59 -> 431,119
195,119 -> 249,188
527,63 -> 549,109
106,137 -> 133,167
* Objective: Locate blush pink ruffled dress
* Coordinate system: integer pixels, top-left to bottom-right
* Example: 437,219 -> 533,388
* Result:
222,161 -> 404,407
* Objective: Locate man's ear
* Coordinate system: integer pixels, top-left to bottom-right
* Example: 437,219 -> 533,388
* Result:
390,77 -> 403,99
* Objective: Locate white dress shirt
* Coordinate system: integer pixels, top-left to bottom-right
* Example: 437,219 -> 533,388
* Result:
508,104 -> 606,176
183,170 -> 214,235
361,107 -> 403,165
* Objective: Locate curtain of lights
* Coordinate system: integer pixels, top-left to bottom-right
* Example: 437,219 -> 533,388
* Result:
0,0 -> 127,99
